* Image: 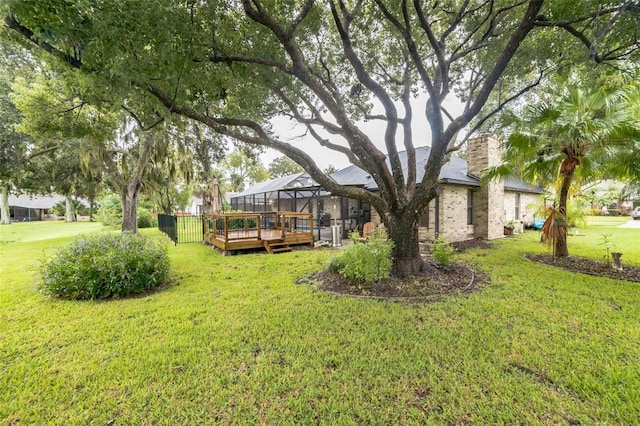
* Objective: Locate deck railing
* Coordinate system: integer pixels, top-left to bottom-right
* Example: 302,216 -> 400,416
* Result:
203,211 -> 314,245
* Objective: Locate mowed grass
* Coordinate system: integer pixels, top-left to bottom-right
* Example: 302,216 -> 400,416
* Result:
561,216 -> 640,265
1,219 -> 639,424
0,220 -> 106,244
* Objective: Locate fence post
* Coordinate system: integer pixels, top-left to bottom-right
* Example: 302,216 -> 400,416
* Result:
174,215 -> 178,245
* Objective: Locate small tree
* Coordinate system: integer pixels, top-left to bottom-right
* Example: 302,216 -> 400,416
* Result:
486,79 -> 640,257
96,194 -> 122,227
268,156 -> 304,178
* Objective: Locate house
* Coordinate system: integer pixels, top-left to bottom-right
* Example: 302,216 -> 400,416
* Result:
3,193 -> 67,222
184,192 -> 238,215
230,135 -> 545,243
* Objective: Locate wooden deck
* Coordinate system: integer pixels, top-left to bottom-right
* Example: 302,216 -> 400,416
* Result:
202,211 -> 314,253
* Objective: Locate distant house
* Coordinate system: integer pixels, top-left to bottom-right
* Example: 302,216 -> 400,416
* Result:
184,192 -> 237,215
230,136 -> 545,243
3,194 -> 67,222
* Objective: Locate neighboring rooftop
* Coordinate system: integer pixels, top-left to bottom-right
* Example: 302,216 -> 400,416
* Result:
8,194 -> 67,209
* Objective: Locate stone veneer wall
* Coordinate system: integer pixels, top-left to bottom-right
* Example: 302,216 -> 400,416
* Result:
467,135 -> 504,239
418,198 -> 436,242
438,185 -> 476,242
503,191 -> 540,226
417,185 -> 476,244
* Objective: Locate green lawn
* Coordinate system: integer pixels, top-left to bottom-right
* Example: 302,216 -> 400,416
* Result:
1,219 -> 639,424
0,220 -> 106,244
561,216 -> 639,265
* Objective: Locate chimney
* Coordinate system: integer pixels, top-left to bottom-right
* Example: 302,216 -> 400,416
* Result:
467,135 -> 504,240
466,134 -> 502,177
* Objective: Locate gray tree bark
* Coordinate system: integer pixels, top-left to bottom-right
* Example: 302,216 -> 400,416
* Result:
64,194 -> 76,222
0,185 -> 11,225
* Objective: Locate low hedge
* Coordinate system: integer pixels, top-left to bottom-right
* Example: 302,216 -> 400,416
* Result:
38,233 -> 170,300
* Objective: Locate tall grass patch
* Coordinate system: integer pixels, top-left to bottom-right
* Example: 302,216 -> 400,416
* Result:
38,233 -> 170,300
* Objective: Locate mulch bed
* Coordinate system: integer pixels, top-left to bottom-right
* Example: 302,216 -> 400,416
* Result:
302,237 -> 639,302
299,238 -> 493,301
303,263 -> 483,302
525,254 -> 640,283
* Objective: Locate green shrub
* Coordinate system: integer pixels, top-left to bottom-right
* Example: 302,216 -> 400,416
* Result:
137,207 -> 156,228
430,235 -> 456,266
51,199 -> 91,217
227,217 -> 257,229
326,253 -> 347,274
330,230 -> 394,282
567,197 -> 588,226
97,194 -> 122,227
38,233 -> 170,300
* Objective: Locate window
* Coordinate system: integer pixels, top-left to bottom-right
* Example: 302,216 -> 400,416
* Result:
467,189 -> 473,225
515,193 -> 521,219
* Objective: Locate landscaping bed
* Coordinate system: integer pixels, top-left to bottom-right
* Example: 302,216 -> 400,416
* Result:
309,238 -> 492,300
309,262 -> 482,300
526,253 -> 640,283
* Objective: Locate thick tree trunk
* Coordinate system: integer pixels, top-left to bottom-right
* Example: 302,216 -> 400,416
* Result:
387,212 -> 424,277
64,194 -> 76,222
555,157 -> 578,258
121,179 -> 141,233
110,132 -> 155,234
0,185 -> 11,225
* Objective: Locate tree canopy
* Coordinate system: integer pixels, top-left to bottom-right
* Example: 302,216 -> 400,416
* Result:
0,40 -> 41,223
268,156 -> 304,178
3,0 -> 638,275
218,148 -> 270,192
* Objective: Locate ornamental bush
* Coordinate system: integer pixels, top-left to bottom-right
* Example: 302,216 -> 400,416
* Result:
137,207 -> 156,228
38,233 -> 170,300
430,235 -> 456,266
96,194 -> 122,227
328,229 -> 394,282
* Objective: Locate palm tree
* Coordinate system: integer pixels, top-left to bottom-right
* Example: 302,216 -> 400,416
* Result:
486,81 -> 639,257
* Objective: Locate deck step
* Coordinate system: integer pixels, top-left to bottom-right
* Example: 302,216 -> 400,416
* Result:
271,246 -> 292,253
262,240 -> 292,254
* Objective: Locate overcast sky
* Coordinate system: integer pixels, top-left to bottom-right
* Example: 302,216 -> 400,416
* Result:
261,94 -> 466,171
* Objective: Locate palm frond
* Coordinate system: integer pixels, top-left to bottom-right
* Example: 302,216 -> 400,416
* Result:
480,163 -> 515,186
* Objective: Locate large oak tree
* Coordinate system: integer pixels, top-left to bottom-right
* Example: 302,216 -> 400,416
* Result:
3,0 -> 638,275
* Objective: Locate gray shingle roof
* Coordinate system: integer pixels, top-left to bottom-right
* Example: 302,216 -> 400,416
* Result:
504,176 -> 546,194
9,194 -> 67,209
233,146 -> 544,197
331,146 -> 482,188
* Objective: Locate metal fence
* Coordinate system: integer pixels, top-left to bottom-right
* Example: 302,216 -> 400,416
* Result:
158,214 -> 203,245
158,214 -> 178,244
